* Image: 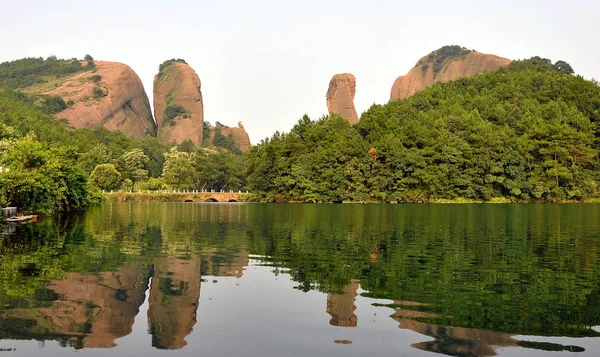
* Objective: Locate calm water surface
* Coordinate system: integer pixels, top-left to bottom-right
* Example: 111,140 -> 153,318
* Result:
0,203 -> 599,356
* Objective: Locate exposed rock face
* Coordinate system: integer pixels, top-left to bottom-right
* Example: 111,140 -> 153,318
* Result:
326,73 -> 359,124
390,47 -> 511,100
153,61 -> 204,144
207,122 -> 252,152
44,61 -> 156,137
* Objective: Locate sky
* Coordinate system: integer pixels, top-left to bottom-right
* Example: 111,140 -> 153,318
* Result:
1,0 -> 599,143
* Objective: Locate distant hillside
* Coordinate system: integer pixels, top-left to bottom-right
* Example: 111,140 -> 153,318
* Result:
390,45 -> 511,100
247,57 -> 600,203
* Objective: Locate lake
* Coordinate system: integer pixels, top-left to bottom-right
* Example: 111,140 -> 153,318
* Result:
0,203 -> 599,356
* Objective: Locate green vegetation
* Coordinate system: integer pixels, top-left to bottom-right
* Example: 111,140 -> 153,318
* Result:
202,121 -> 211,145
0,129 -> 97,214
0,56 -> 92,90
32,95 -> 67,114
156,58 -> 187,82
1,203 -> 599,345
92,86 -> 106,99
212,129 -> 241,154
246,57 -> 600,203
554,60 -> 575,74
89,163 -> 121,190
161,89 -> 187,127
0,88 -> 245,212
89,74 -> 102,83
417,45 -> 472,78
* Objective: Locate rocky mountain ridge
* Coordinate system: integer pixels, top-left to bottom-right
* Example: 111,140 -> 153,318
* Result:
0,57 -> 251,152
390,46 -> 511,100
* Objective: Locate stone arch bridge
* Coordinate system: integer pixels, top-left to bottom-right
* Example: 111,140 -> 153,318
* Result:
183,192 -> 244,203
108,191 -> 248,203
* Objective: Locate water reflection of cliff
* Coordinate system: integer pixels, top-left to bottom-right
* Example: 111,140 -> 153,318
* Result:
149,258 -> 201,349
327,281 -> 359,327
0,264 -> 151,349
2,203 -> 600,353
391,302 -> 586,356
0,250 -> 248,350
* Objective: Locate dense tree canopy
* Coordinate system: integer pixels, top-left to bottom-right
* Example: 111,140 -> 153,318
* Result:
0,56 -> 92,89
246,58 -> 600,202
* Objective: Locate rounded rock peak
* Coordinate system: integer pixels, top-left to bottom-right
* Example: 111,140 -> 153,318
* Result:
327,73 -> 356,99
326,73 -> 358,124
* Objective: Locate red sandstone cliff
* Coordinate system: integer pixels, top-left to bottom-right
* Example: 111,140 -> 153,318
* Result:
390,47 -> 511,100
153,61 -> 204,144
207,122 -> 252,152
44,61 -> 156,137
326,73 -> 359,124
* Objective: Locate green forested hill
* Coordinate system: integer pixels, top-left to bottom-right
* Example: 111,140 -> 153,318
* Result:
246,58 -> 600,202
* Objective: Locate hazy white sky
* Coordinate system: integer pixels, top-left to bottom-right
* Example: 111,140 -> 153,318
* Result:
1,0 -> 599,143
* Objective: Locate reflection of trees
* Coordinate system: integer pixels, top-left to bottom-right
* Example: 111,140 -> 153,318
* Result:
0,203 -> 250,349
1,203 -> 600,352
245,204 -> 600,337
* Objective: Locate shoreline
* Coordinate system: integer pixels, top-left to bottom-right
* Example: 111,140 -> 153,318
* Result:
101,192 -> 600,204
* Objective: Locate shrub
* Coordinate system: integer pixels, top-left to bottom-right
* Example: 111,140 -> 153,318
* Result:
157,58 -> 187,80
32,95 -> 67,114
92,86 -> 106,99
90,75 -> 102,83
162,104 -> 186,126
143,177 -> 168,191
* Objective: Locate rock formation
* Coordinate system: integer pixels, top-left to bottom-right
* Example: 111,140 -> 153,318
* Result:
390,46 -> 511,100
206,122 -> 252,152
326,73 -> 359,124
153,60 -> 204,144
40,61 -> 156,137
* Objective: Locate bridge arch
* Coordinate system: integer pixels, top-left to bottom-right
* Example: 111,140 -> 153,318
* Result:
227,199 -> 238,202
204,197 -> 219,202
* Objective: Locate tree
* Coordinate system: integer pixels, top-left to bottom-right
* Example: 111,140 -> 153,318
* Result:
0,139 -> 93,213
144,177 -> 167,191
122,179 -> 133,192
89,164 -> 121,191
79,144 -> 111,174
119,149 -> 149,188
554,60 -> 574,75
162,147 -> 197,190
84,54 -> 94,61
